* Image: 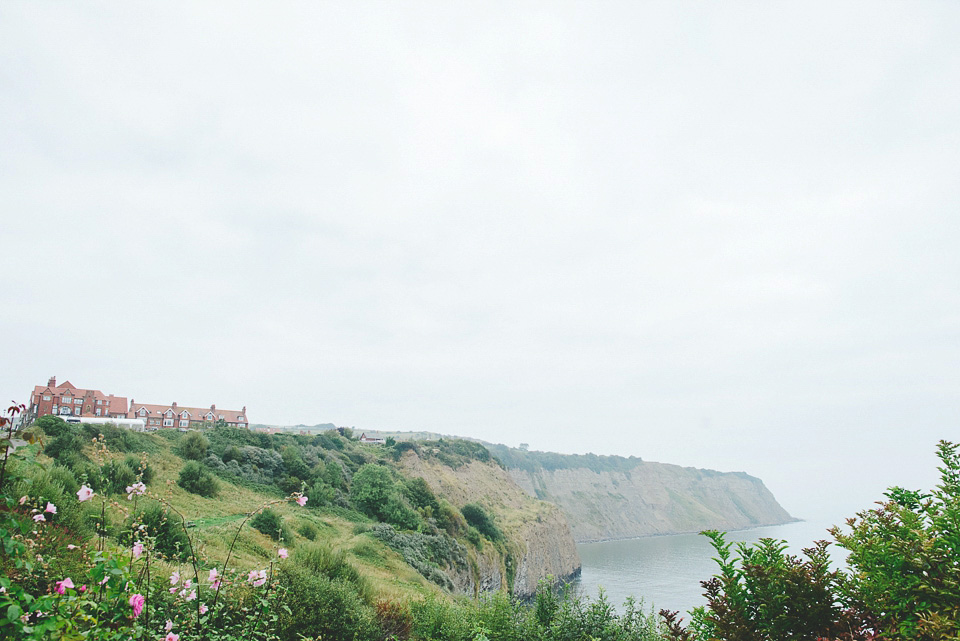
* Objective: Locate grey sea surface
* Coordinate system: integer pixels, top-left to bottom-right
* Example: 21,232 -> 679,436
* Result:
573,520 -> 846,618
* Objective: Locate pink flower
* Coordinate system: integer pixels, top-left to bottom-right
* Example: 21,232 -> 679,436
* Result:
208,568 -> 218,583
33,514 -> 45,522
165,620 -> 173,632
125,482 -> 146,500
278,548 -> 288,559
67,544 -> 77,550
168,587 -> 177,594
211,580 -> 221,590
296,495 -> 307,506
132,541 -> 144,559
79,585 -> 86,593
199,603 -> 208,615
165,633 -> 179,641
247,569 -> 259,584
55,578 -> 75,594
45,502 -> 57,514
186,590 -> 197,601
183,579 -> 191,590
248,569 -> 267,587
170,571 -> 180,586
18,495 -> 27,505
129,593 -> 145,617
100,576 -> 109,586
77,485 -> 95,502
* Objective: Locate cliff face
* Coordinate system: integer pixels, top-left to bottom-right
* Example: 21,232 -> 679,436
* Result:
507,461 -> 795,542
399,451 -> 581,598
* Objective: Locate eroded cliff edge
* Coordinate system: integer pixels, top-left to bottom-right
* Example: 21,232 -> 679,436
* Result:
399,449 -> 582,598
487,446 -> 795,542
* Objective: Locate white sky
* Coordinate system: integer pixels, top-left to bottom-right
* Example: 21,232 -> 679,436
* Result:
2,2 -> 959,522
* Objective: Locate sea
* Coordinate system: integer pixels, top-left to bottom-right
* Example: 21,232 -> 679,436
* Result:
573,519 -> 846,618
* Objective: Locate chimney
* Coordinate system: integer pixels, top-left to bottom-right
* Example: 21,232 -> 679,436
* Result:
172,402 -> 178,410
210,404 -> 216,412
48,376 -> 56,387
242,406 -> 246,414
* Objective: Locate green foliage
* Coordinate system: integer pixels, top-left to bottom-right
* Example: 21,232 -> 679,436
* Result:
487,443 -> 643,475
100,459 -> 136,495
133,503 -> 191,560
404,476 -> 441,513
831,439 -> 960,640
177,460 -> 219,497
33,414 -> 70,437
686,531 -> 859,641
275,543 -> 378,641
80,422 -> 156,453
368,523 -> 467,589
43,430 -> 85,461
351,463 -> 422,530
123,454 -> 153,484
177,431 -> 210,461
420,438 -> 495,468
250,508 -> 292,542
298,521 -> 319,540
461,503 -> 503,542
222,444 -> 243,463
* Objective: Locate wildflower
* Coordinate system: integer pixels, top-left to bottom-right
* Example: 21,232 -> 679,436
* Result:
296,495 -> 307,506
248,569 -> 267,587
79,585 -> 86,593
278,548 -> 288,559
186,590 -> 197,601
247,569 -> 259,584
199,603 -> 208,615
165,633 -> 179,641
33,514 -> 45,522
165,620 -> 173,632
100,576 -> 109,586
18,495 -> 27,505
169,587 -> 177,594
208,568 -> 218,583
132,541 -> 143,559
67,544 -> 77,550
129,593 -> 145,618
125,482 -> 146,500
45,502 -> 57,514
55,578 -> 75,594
211,580 -> 221,590
183,579 -> 191,590
77,485 -> 95,502
170,571 -> 180,586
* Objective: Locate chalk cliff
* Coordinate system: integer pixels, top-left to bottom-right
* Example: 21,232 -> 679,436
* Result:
399,450 -> 581,598
490,447 -> 795,542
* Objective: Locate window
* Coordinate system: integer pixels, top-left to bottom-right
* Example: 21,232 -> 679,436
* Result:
206,413 -> 213,420
74,398 -> 82,405
163,418 -> 174,427
181,411 -> 189,418
139,408 -> 147,416
165,410 -> 173,417
96,408 -> 101,416
43,395 -> 51,401
238,416 -> 245,422
52,405 -> 58,412
238,423 -> 246,429
96,400 -> 102,405
60,407 -> 72,415
179,419 -> 189,428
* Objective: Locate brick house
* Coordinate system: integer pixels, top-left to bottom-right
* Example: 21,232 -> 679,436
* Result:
27,376 -> 128,422
25,376 -> 249,429
127,400 -> 248,429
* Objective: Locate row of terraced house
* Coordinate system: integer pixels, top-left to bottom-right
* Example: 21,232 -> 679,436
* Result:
26,376 -> 249,429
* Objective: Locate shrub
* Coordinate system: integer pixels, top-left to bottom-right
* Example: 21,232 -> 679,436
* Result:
81,422 -> 154,453
123,454 -> 153,484
461,503 -> 502,542
34,414 -> 71,437
251,508 -> 286,540
222,445 -> 243,463
100,459 -> 136,495
298,521 -> 319,540
131,503 -> 191,560
177,431 -> 209,461
43,432 -> 85,462
177,460 -> 218,497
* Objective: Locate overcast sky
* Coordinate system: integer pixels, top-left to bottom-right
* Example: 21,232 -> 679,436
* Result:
2,2 -> 959,522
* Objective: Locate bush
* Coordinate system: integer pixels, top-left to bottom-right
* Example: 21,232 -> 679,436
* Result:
177,432 -> 209,461
34,414 -> 71,437
100,459 -> 136,495
461,503 -> 502,542
44,432 -> 85,462
351,464 -> 422,530
81,422 -> 154,453
222,445 -> 242,463
177,461 -> 218,497
298,521 -> 319,540
123,455 -> 153,485
251,508 -> 288,541
131,503 -> 191,560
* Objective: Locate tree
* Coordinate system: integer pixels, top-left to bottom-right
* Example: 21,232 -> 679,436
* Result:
831,440 -> 960,640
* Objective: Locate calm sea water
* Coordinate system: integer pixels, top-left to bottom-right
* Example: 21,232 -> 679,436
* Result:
573,520 -> 844,617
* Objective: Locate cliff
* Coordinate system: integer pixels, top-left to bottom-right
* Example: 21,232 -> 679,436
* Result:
398,449 -> 581,598
487,446 -> 795,542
